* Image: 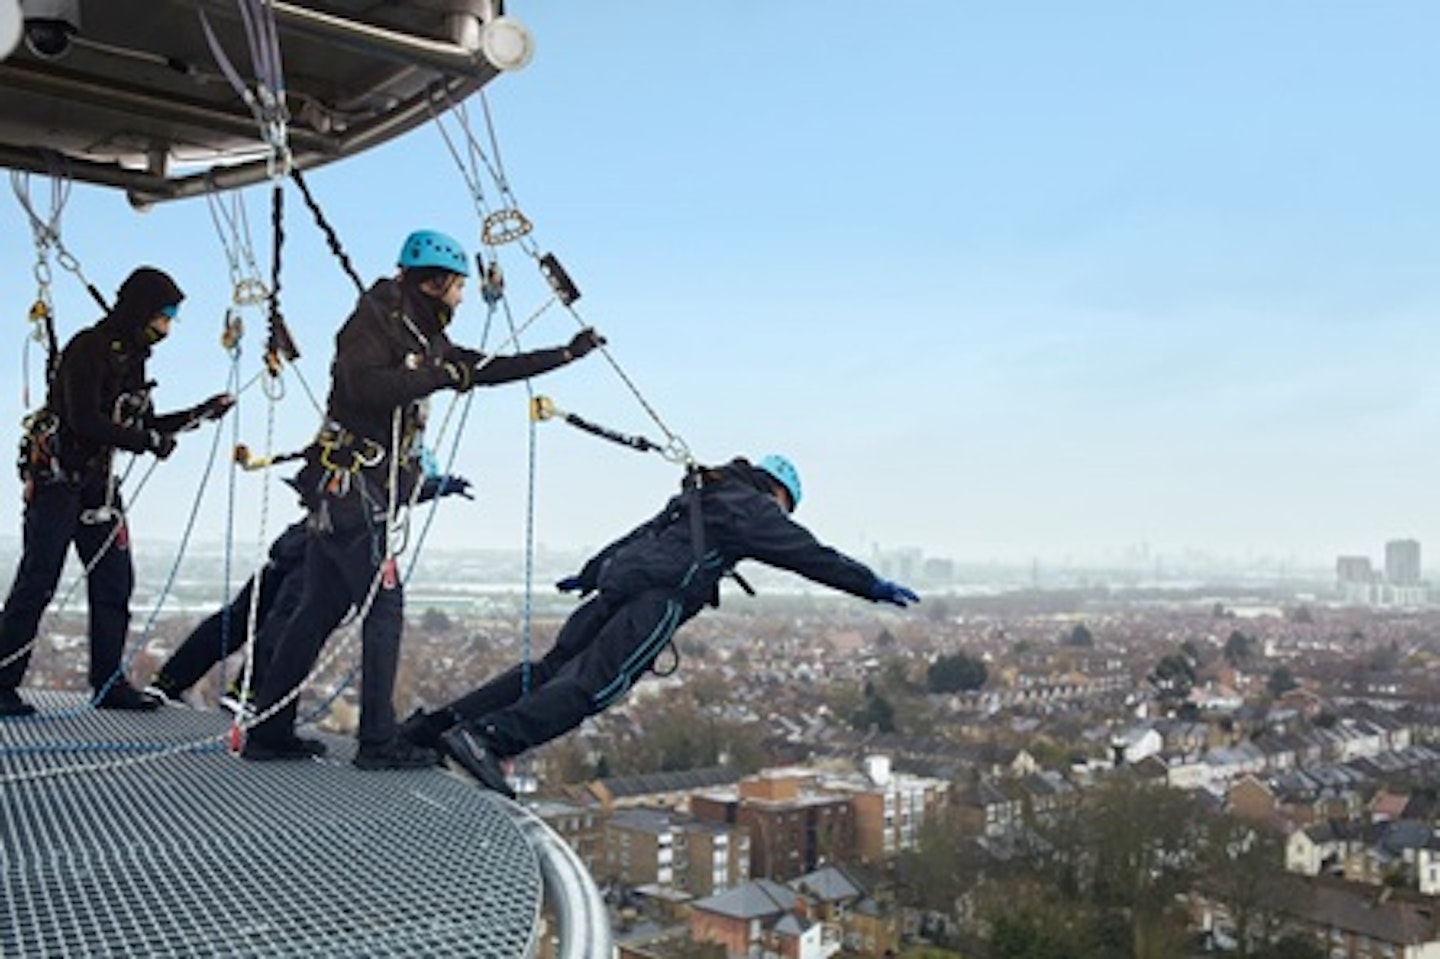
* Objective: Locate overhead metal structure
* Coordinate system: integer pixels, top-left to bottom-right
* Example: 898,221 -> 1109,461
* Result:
0,0 -> 531,205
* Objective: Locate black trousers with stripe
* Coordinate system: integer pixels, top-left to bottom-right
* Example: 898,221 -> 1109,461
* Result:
449,587 -> 698,758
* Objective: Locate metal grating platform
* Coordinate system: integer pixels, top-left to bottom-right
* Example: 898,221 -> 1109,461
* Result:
0,692 -> 541,958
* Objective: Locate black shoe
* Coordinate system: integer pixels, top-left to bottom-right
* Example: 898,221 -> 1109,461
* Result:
397,708 -> 450,751
241,734 -> 328,762
438,726 -> 515,799
0,688 -> 35,717
96,683 -> 161,711
354,737 -> 440,770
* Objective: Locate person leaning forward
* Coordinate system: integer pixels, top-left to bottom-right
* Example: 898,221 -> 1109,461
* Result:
241,229 -> 603,768
399,454 -> 920,798
0,267 -> 234,717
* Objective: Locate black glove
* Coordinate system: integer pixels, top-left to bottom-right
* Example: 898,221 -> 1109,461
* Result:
565,328 -> 605,360
871,578 -> 919,607
193,393 -> 235,423
147,430 -> 178,460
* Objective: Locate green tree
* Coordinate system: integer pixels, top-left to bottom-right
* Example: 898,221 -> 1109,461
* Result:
852,690 -> 896,733
1149,653 -> 1196,702
419,607 -> 452,633
1368,641 -> 1401,673
1267,666 -> 1298,697
1081,778 -> 1204,959
988,912 -> 1071,959
1223,630 -> 1256,667
928,652 -> 988,693
1200,814 -> 1289,956
1252,935 -> 1324,959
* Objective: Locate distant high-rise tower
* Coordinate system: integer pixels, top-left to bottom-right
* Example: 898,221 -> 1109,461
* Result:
1336,556 -> 1373,585
1385,539 -> 1421,586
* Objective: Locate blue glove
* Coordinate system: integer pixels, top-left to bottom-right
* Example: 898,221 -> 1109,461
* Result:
872,579 -> 919,607
556,575 -> 586,594
418,474 -> 474,503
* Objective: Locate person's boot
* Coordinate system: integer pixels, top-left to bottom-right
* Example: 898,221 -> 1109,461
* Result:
354,736 -> 440,770
0,687 -> 36,717
397,707 -> 458,751
437,726 -> 516,799
240,733 -> 328,762
142,673 -> 184,706
96,682 -> 162,711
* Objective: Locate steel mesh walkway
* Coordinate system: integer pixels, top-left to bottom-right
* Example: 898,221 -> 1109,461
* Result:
0,692 -> 541,958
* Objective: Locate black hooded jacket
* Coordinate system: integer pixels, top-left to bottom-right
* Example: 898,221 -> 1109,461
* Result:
573,458 -> 882,610
322,277 -> 575,490
47,267 -> 189,476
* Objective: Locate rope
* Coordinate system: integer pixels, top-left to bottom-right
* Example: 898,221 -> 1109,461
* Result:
84,402 -> 232,713
265,183 -> 300,370
285,298 -> 555,727
432,90 -> 695,467
0,728 -> 233,785
0,457 -> 153,674
228,363 -> 282,745
290,169 -> 365,295
203,179 -> 269,306
197,0 -> 290,177
216,320 -> 246,699
10,163 -> 107,312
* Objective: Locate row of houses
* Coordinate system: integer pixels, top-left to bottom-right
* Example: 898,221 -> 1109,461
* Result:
1114,713 -> 1417,793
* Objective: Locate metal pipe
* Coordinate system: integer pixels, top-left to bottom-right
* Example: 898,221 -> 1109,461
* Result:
192,0 -> 501,80
0,60 -> 337,151
505,802 -> 612,959
120,76 -> 482,205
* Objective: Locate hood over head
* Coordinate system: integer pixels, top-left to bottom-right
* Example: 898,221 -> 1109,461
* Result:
101,267 -> 184,344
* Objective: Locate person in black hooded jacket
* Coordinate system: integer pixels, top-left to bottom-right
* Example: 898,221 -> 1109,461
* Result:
399,454 -> 920,798
242,229 -> 603,768
0,266 -> 234,716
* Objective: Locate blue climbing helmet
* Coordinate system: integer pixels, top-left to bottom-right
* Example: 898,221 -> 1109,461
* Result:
756,454 -> 802,510
397,229 -> 470,277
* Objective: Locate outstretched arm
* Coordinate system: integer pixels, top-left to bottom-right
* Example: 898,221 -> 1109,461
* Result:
739,501 -> 914,603
464,329 -> 605,386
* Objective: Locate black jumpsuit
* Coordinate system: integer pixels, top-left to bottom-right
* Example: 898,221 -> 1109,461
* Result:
0,268 -> 192,702
150,520 -> 309,697
440,458 -> 887,759
247,277 -> 577,751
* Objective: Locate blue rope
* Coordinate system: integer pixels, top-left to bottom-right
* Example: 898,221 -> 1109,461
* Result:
522,393 -> 536,697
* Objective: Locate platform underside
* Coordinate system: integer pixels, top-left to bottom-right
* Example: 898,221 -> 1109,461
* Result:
0,691 -> 540,958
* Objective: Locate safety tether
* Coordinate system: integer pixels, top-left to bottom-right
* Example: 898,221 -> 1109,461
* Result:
432,89 -> 695,470
197,0 -> 290,178
11,164 -> 109,403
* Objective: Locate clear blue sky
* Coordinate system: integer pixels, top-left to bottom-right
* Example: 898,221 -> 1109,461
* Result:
2,2 -> 1438,573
